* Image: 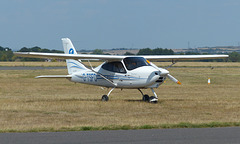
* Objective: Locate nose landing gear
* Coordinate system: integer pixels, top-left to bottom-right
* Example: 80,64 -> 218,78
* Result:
142,94 -> 150,102
138,88 -> 158,103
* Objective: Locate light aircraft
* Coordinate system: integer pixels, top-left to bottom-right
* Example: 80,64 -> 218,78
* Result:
14,38 -> 228,103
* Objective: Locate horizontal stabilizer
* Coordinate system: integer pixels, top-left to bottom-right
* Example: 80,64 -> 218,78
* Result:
35,75 -> 72,78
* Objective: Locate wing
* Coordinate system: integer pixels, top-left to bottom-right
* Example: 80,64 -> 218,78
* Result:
143,55 -> 229,61
14,52 -> 125,61
14,52 -> 228,61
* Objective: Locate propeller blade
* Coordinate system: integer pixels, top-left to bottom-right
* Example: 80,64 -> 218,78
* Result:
167,74 -> 181,85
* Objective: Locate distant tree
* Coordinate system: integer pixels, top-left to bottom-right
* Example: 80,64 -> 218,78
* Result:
19,47 -> 63,53
31,46 -> 41,52
185,52 -> 201,55
137,48 -> 174,55
228,52 -> 240,62
0,46 -> 11,52
152,48 -> 163,55
91,49 -> 103,54
164,48 -> 174,55
0,54 -> 7,61
0,46 -> 4,51
17,47 -> 63,61
0,48 -> 14,61
51,49 -> 64,53
41,48 -> 51,53
19,47 -> 29,52
124,52 -> 135,55
137,48 -> 152,55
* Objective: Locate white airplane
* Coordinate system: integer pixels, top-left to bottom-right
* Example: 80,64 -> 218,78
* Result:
14,38 -> 228,103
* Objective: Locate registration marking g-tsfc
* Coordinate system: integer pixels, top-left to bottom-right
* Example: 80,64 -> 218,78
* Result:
82,73 -> 97,82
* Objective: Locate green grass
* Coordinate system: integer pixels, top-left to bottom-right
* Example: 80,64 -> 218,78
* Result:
0,122 -> 240,133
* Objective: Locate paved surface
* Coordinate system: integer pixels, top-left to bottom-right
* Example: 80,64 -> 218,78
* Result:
0,127 -> 240,144
0,66 -> 66,70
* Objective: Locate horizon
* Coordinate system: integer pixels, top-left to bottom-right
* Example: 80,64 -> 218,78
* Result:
2,44 -> 240,52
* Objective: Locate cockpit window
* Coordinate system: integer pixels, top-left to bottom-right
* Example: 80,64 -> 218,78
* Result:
102,61 -> 126,73
123,57 -> 150,70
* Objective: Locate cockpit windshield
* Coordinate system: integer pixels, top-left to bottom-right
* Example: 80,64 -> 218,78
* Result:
123,57 -> 150,70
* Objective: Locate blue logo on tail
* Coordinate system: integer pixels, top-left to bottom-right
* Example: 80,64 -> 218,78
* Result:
69,48 -> 74,54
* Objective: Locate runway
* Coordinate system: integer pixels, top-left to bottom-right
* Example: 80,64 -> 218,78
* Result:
0,66 -> 66,70
1,127 -> 240,144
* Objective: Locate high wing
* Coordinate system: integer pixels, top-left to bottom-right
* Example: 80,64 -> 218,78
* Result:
14,52 -> 125,61
143,55 -> 229,61
14,52 -> 228,61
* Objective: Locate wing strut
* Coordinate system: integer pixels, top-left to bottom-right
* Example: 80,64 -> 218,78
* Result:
165,60 -> 177,69
82,60 -> 117,87
91,68 -> 117,87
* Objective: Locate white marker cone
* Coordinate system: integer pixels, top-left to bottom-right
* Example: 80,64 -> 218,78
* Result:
208,78 -> 211,84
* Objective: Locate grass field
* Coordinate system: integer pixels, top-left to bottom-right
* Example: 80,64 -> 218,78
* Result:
0,62 -> 240,132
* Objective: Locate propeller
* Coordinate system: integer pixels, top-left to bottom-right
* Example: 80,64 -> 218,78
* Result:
167,74 -> 181,85
149,62 -> 181,85
144,59 -> 182,85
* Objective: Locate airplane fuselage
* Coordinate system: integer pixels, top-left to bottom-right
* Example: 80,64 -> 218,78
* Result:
70,63 -> 167,89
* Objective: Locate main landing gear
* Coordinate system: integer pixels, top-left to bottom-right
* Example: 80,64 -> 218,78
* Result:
138,88 -> 158,103
101,88 -> 115,101
101,87 -> 158,103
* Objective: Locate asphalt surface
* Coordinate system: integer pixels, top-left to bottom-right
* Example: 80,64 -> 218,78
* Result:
0,66 -> 66,70
0,127 -> 240,144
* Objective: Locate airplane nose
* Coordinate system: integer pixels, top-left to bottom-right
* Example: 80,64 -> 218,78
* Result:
150,71 -> 161,83
159,68 -> 169,75
158,68 -> 181,85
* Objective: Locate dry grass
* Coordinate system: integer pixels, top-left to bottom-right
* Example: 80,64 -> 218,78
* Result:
0,62 -> 240,132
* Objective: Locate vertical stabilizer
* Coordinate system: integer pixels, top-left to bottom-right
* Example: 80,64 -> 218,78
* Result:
62,38 -> 87,74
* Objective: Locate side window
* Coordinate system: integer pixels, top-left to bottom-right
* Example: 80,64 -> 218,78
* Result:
102,62 -> 126,73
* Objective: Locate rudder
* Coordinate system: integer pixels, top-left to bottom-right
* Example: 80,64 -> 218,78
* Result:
62,38 -> 87,74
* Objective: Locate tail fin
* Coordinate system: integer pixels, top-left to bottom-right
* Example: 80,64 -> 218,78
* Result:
62,38 -> 88,74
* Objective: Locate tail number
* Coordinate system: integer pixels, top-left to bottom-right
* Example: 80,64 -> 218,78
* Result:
82,73 -> 97,82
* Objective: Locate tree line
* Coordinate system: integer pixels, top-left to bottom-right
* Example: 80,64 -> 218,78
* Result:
0,46 -> 63,61
0,46 -> 240,62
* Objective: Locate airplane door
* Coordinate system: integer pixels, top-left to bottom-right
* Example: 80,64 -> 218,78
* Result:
126,72 -> 137,86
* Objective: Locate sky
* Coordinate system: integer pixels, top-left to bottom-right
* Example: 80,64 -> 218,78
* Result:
1,0 -> 240,51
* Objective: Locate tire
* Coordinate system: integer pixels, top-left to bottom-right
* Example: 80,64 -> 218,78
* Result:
142,94 -> 149,102
101,95 -> 109,101
149,96 -> 158,103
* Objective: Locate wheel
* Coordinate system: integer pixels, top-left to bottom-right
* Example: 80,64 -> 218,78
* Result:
101,95 -> 109,101
149,96 -> 158,103
142,94 -> 149,102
